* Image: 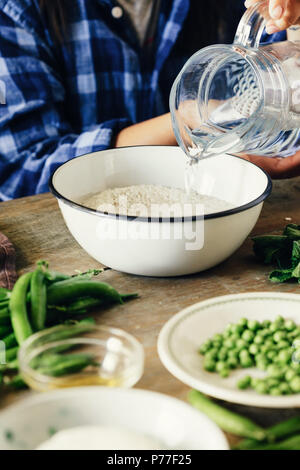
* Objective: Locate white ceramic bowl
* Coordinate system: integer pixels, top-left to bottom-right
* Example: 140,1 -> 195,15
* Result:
0,387 -> 229,450
158,292 -> 300,408
50,146 -> 271,277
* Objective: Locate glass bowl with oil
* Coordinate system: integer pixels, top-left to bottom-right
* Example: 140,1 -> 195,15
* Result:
18,324 -> 144,392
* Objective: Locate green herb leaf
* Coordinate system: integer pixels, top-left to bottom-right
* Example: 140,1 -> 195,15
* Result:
283,224 -> 300,240
292,261 -> 300,279
269,269 -> 295,283
252,235 -> 292,266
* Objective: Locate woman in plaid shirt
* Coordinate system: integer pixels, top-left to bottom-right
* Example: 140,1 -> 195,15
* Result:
0,0 -> 299,200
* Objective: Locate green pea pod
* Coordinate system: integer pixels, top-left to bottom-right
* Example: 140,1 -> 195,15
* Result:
29,323 -> 97,349
235,416 -> 300,449
0,325 -> 12,339
5,346 -> 19,363
0,359 -> 18,372
0,307 -> 11,326
4,374 -> 27,390
249,434 -> 300,450
10,272 -> 33,345
47,279 -> 123,305
3,333 -> 17,349
44,271 -> 71,283
30,268 -> 47,331
0,288 -> 11,301
188,390 -> 267,441
36,353 -> 97,377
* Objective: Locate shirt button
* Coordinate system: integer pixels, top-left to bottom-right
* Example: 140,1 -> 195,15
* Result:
111,6 -> 123,19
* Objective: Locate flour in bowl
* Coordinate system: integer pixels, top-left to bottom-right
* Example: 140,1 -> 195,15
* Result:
83,185 -> 233,217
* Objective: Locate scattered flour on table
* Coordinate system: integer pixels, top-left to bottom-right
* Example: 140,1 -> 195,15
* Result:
83,184 -> 233,217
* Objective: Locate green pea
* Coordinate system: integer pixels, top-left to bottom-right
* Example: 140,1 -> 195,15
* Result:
231,324 -> 244,335
218,348 -> 228,361
262,320 -> 271,328
270,322 -> 281,333
213,334 -> 223,343
291,362 -> 300,372
247,320 -> 260,331
228,349 -> 239,359
238,318 -> 248,328
240,355 -> 254,368
255,353 -> 266,363
256,361 -> 268,371
267,350 -> 277,361
267,365 -> 285,379
251,377 -> 260,388
269,387 -> 281,396
242,330 -> 255,343
236,339 -> 247,350
254,335 -> 264,345
219,368 -> 230,378
199,341 -> 212,354
260,345 -> 270,354
260,328 -> 271,338
204,359 -> 216,372
249,344 -> 260,355
277,349 -> 292,365
205,348 -> 219,360
224,339 -> 235,349
290,376 -> 300,393
285,368 -> 297,382
266,378 -> 280,388
284,320 -> 296,331
278,383 -> 291,395
288,329 -> 300,339
254,380 -> 269,394
229,334 -> 240,343
277,340 -> 290,350
216,361 -> 227,372
273,331 -> 286,343
227,357 -> 239,369
237,375 -> 251,390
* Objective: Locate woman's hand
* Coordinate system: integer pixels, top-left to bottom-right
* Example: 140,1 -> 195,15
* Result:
245,0 -> 300,34
241,150 -> 300,178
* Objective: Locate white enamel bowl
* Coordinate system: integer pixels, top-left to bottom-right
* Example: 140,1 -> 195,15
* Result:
0,387 -> 229,450
50,146 -> 271,277
158,292 -> 300,408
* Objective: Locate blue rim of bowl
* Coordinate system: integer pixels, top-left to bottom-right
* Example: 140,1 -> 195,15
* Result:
49,146 -> 272,223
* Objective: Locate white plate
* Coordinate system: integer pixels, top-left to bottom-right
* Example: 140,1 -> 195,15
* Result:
0,387 -> 228,450
158,292 -> 300,408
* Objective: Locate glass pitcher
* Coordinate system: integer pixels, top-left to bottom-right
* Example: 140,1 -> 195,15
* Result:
170,0 -> 300,160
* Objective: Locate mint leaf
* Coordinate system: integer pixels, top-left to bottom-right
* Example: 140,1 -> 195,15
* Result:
292,261 -> 300,279
252,235 -> 292,266
269,269 -> 295,283
283,224 -> 300,240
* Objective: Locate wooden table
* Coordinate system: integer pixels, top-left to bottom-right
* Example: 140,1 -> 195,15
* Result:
0,177 -> 300,446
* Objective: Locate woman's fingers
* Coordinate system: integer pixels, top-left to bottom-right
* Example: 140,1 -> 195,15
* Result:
244,0 -> 257,7
241,151 -> 300,179
269,0 -> 285,19
245,0 -> 300,33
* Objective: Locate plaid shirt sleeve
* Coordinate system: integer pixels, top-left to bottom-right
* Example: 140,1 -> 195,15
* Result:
0,3 -> 131,200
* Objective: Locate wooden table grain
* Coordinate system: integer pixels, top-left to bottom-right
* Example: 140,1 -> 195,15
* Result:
0,177 -> 300,446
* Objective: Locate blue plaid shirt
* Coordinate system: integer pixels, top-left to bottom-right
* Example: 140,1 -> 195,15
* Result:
0,0 -> 284,200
